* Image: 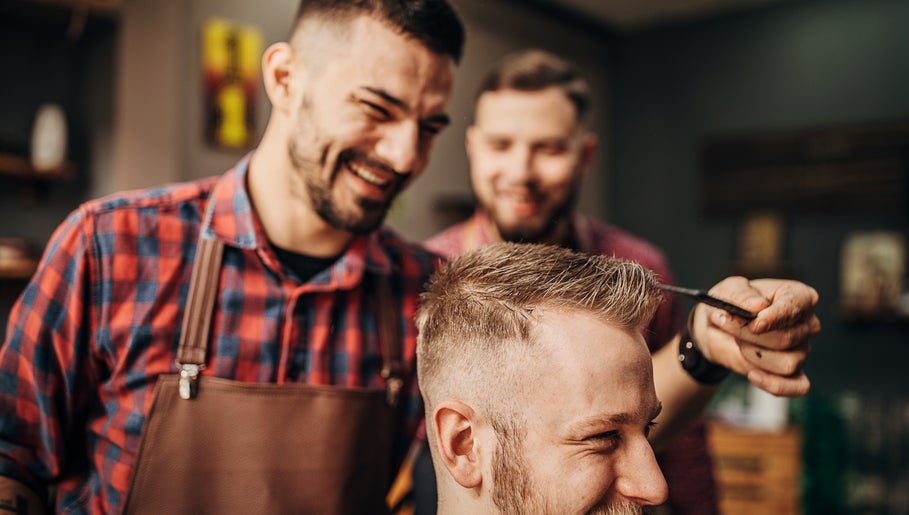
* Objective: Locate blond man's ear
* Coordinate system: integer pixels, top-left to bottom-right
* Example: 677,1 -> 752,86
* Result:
431,401 -> 484,489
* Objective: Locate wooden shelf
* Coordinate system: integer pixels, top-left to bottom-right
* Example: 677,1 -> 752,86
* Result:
0,153 -> 74,181
0,259 -> 38,280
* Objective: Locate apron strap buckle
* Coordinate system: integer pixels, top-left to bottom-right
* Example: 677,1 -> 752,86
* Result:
381,365 -> 404,407
384,376 -> 403,407
178,363 -> 204,400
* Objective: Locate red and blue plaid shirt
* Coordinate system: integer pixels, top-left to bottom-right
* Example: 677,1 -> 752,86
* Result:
0,155 -> 438,513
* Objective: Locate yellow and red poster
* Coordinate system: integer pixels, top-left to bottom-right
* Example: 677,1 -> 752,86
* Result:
202,18 -> 263,149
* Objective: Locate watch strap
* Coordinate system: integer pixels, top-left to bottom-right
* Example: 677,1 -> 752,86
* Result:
678,327 -> 730,385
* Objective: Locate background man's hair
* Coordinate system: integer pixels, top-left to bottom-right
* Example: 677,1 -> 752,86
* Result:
475,48 -> 590,119
291,0 -> 465,63
416,242 -> 661,417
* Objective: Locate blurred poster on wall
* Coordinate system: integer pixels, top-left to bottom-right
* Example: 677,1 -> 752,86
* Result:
202,18 -> 263,150
840,231 -> 906,317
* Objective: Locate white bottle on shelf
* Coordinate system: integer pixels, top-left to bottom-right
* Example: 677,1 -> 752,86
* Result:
30,103 -> 68,174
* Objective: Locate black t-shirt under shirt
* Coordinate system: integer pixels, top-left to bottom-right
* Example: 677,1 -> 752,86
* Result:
272,245 -> 341,283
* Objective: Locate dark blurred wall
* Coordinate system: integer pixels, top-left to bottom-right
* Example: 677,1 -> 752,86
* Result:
0,5 -> 117,331
610,0 -> 909,396
0,6 -> 115,245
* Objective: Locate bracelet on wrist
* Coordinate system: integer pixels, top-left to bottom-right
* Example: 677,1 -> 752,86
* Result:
677,326 -> 730,385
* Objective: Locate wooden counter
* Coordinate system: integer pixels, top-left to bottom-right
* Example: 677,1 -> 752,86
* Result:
708,422 -> 802,515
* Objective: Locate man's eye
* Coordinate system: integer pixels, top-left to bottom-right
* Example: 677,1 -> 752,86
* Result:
419,123 -> 443,137
587,431 -> 621,449
644,421 -> 657,439
486,140 -> 510,151
537,143 -> 568,155
361,101 -> 391,119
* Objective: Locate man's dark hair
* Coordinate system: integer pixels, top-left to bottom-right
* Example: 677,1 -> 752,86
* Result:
292,0 -> 465,63
476,49 -> 590,119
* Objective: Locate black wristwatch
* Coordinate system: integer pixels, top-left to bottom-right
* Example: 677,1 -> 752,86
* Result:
678,327 -> 730,385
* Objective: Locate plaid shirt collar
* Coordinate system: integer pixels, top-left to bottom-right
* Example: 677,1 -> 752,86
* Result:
200,154 -> 394,289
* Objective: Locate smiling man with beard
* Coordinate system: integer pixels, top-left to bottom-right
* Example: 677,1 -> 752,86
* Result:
417,243 -> 669,515
0,1 -> 463,513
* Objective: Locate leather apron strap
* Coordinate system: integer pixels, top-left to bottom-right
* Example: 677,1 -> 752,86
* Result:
175,238 -> 223,400
373,270 -> 403,407
124,237 -> 403,514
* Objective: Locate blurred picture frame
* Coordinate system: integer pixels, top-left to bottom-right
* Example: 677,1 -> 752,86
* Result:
202,18 -> 263,150
839,231 -> 906,317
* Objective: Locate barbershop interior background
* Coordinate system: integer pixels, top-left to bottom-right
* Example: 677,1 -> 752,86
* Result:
1,0 -> 907,512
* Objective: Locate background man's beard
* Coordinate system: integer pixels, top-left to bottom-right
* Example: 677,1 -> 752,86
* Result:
496,215 -> 562,244
495,204 -> 571,244
493,188 -> 579,245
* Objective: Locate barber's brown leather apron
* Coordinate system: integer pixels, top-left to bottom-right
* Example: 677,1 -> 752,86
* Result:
123,238 -> 404,514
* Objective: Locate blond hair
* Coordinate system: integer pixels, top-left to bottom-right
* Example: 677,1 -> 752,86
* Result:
417,242 -> 661,420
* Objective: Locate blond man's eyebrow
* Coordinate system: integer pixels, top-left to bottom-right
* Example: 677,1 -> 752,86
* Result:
564,401 -> 663,438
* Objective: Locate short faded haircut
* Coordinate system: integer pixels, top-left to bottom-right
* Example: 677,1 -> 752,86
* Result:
476,48 -> 590,120
417,242 -> 660,421
289,0 -> 465,63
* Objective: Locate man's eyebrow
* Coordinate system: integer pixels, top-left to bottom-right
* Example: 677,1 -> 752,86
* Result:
361,86 -> 406,111
566,401 -> 664,436
361,86 -> 450,126
424,113 -> 451,127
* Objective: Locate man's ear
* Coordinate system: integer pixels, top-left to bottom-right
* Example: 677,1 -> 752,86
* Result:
432,401 -> 483,489
465,125 -> 478,160
578,132 -> 598,178
262,42 -> 298,112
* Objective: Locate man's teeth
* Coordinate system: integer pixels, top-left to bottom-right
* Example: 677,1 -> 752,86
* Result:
349,162 -> 389,186
507,193 -> 534,204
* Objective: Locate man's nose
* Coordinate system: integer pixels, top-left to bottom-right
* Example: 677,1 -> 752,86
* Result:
613,440 -> 669,506
375,121 -> 420,175
501,145 -> 535,181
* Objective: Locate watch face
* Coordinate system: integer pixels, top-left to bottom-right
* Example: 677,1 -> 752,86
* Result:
30,103 -> 68,173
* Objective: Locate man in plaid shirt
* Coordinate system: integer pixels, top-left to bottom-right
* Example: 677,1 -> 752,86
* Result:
0,2 -> 820,515
0,1 -> 464,513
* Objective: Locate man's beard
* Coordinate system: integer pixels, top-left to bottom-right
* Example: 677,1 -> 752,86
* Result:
492,187 -> 579,245
289,131 -> 398,235
495,212 -> 564,244
491,418 -> 539,515
589,502 -> 644,515
490,418 -> 644,515
304,148 -> 397,234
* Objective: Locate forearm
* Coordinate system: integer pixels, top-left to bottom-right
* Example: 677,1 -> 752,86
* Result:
649,336 -> 718,452
0,476 -> 45,515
